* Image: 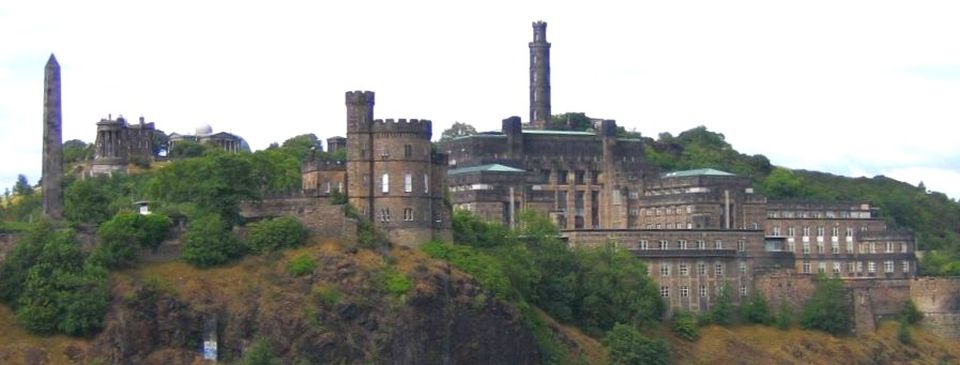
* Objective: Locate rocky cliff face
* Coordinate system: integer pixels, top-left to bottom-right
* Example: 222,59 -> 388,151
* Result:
90,245 -> 540,365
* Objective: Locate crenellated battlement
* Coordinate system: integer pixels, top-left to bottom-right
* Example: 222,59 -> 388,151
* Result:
345,90 -> 375,105
370,118 -> 433,135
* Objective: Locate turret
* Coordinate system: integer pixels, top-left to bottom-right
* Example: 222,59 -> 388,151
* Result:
346,91 -> 375,132
502,116 -> 523,158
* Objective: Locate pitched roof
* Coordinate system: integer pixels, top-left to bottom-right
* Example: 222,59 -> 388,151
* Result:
447,164 -> 527,176
662,168 -> 736,178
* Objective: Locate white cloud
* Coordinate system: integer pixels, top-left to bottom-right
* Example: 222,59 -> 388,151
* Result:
1,0 -> 959,199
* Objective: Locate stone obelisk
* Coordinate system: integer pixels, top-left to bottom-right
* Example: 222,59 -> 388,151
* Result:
42,54 -> 64,220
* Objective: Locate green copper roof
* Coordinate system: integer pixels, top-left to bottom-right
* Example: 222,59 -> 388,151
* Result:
448,164 -> 527,176
522,129 -> 596,136
662,168 -> 736,178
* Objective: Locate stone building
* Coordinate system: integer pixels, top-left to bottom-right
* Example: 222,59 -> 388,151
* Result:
91,115 -> 156,175
301,91 -> 451,246
168,124 -> 247,153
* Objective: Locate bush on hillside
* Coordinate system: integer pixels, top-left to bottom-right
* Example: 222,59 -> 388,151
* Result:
181,214 -> 245,268
671,311 -> 699,341
246,216 -> 309,254
800,274 -> 852,336
605,323 -> 671,365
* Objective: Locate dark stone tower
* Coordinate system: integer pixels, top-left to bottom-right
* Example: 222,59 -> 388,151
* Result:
345,91 -> 376,220
42,54 -> 64,220
529,21 -> 551,129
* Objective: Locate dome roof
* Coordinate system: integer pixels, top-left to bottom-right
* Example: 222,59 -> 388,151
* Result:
195,124 -> 213,136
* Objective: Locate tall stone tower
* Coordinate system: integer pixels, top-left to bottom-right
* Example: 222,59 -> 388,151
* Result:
529,21 -> 551,129
345,91 -> 376,220
42,54 -> 64,220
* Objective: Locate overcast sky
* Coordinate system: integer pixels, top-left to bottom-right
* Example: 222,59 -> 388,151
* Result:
2,0 -> 959,199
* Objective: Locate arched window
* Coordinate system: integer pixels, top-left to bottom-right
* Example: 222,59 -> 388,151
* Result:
381,173 -> 389,194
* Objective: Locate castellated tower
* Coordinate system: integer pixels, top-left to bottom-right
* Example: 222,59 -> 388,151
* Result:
42,54 -> 64,220
529,21 -> 552,129
344,91 -> 451,246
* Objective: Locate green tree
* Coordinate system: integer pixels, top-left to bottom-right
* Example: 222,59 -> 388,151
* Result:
900,299 -> 923,325
246,216 -> 309,254
762,167 -> 804,198
181,214 -> 245,268
549,112 -> 593,131
740,292 -> 772,324
90,212 -> 170,269
168,140 -> 208,158
775,301 -> 793,330
276,133 -> 321,162
605,323 -> 671,365
63,139 -> 93,164
800,274 -> 852,336
575,242 -> 664,333
149,151 -> 257,222
13,174 -> 32,196
708,283 -> 735,326
64,177 -> 113,225
439,122 -> 478,142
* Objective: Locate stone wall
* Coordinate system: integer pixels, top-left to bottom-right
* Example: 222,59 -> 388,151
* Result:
910,277 -> 960,340
240,197 -> 358,244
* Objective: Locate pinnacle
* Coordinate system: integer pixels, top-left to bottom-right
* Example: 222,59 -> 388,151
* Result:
46,53 -> 59,67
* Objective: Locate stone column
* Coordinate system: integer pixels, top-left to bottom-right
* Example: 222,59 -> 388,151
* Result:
42,54 -> 64,220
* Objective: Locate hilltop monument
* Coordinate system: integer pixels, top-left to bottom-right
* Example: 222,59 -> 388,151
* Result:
529,21 -> 552,129
42,54 -> 64,219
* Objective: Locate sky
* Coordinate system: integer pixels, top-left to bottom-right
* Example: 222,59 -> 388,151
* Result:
1,0 -> 959,199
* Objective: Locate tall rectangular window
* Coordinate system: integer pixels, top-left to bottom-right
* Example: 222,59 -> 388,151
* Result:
715,240 -> 723,249
680,286 -> 689,298
833,262 -> 841,274
802,262 -> 811,273
715,263 -> 724,277
868,261 -> 876,273
660,264 -> 670,277
404,144 -> 412,158
660,286 -> 670,298
403,208 -> 414,221
381,173 -> 390,194
424,173 -> 429,193
678,240 -> 687,250
698,263 -> 706,276
902,261 -> 910,273
404,173 -> 413,193
697,240 -> 706,250
884,260 -> 894,273
737,240 -> 745,252
699,285 -> 707,297
639,240 -> 648,250
556,170 -> 568,184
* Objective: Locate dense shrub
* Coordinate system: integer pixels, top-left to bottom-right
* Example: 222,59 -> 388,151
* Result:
286,255 -> 316,277
422,241 -> 512,299
181,214 -> 245,268
776,301 -> 793,330
247,216 -> 309,254
800,275 -> 852,336
901,299 -> 923,324
242,338 -> 282,365
0,221 -> 110,336
605,323 -> 671,365
90,212 -> 171,269
380,267 -> 413,296
708,283 -> 735,326
897,318 -> 913,345
740,292 -> 772,325
671,311 -> 699,341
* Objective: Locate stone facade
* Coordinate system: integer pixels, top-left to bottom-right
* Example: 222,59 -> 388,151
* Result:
42,54 -> 64,219
169,124 -> 246,153
343,91 -> 450,246
91,115 -> 156,175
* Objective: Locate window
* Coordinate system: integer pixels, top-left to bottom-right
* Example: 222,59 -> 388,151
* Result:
715,240 -> 723,249
404,173 -> 413,193
381,173 -> 390,193
697,240 -> 706,250
816,241 -> 824,254
831,242 -> 839,254
715,263 -> 724,276
832,226 -> 839,237
868,261 -> 876,273
660,263 -> 670,277
679,263 -> 689,276
846,227 -> 854,237
678,240 -> 687,250
639,240 -> 648,250
856,261 -> 863,273
901,243 -> 908,253
739,262 -> 747,274
378,208 -> 391,222
404,144 -> 412,158
870,243 -> 877,253
802,261 -> 811,273
884,260 -> 894,273
699,285 -> 707,297
680,286 -> 689,297
362,174 -> 369,186
773,226 -> 782,236
698,263 -> 706,277
403,208 -> 414,221
902,261 -> 910,273
659,240 -> 669,250
846,241 -> 854,253
833,262 -> 841,274
739,284 -> 747,297
885,242 -> 894,253
788,226 -> 797,237
803,227 -> 811,237
660,286 -> 670,298
802,242 -> 810,254
423,173 -> 429,193
818,262 -> 826,273
817,227 -> 825,237
575,170 -> 585,185
848,261 -> 856,274
556,170 -> 568,184
737,240 -> 745,252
